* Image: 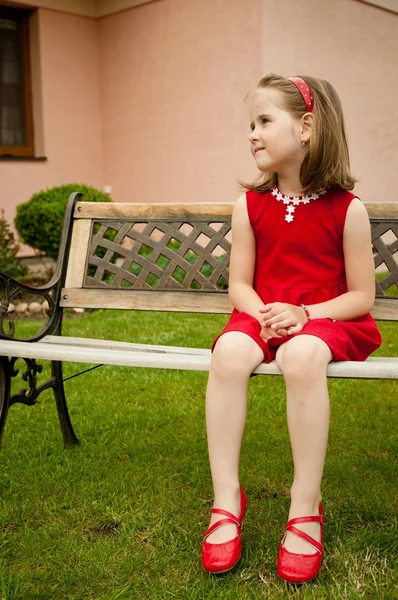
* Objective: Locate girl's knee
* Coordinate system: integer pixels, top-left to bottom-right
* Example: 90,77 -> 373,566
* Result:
211,333 -> 263,378
276,336 -> 332,380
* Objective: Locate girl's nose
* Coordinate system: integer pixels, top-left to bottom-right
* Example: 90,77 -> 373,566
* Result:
249,129 -> 258,142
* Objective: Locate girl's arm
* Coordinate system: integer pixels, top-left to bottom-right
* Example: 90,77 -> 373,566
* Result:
306,197 -> 375,320
261,198 -> 376,332
228,194 -> 266,324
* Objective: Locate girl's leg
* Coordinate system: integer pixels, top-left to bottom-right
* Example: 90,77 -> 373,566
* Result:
275,335 -> 332,554
205,331 -> 264,544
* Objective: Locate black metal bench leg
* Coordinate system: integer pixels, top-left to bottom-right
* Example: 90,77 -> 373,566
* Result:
0,357 -> 11,447
51,360 -> 79,448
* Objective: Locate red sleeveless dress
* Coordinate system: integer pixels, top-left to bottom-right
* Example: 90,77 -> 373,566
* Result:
212,187 -> 382,362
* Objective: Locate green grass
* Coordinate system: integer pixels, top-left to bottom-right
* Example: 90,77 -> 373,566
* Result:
1,311 -> 397,599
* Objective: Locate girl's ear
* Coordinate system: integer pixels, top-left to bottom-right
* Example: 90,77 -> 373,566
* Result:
301,112 -> 314,143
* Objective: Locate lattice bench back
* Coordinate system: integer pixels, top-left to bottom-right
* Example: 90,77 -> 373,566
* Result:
61,201 -> 398,321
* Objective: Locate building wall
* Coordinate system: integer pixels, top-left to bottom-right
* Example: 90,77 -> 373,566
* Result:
1,8 -> 104,230
260,0 -> 398,203
99,0 -> 397,205
98,0 -> 262,204
96,0 -> 157,16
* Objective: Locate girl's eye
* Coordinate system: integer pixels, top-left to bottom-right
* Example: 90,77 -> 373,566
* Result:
250,118 -> 268,131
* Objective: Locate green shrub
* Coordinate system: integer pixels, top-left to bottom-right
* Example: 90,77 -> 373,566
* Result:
0,210 -> 28,279
15,184 -> 111,260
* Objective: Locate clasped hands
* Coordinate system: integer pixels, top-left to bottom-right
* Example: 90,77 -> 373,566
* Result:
259,302 -> 308,342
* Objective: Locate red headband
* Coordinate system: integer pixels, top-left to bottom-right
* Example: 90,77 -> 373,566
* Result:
286,76 -> 313,112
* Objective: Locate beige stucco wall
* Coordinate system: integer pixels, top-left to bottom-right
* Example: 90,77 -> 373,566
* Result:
96,0 -> 157,16
260,0 -> 398,203
98,0 -> 261,204
1,8 -> 104,230
99,0 -> 397,205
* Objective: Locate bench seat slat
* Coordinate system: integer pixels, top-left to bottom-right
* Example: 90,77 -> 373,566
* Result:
41,336 -> 211,355
0,338 -> 396,379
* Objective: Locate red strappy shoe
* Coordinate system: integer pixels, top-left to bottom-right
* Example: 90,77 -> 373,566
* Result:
277,503 -> 325,584
201,486 -> 247,574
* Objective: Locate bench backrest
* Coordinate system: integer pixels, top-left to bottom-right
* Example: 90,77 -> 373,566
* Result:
61,198 -> 398,321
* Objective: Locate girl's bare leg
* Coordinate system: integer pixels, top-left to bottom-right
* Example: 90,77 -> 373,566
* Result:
275,335 -> 332,554
205,331 -> 264,544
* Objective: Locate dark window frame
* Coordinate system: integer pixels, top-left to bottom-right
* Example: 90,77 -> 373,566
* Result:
0,4 -> 35,158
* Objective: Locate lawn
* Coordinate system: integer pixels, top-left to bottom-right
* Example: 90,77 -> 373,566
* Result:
0,310 -> 397,599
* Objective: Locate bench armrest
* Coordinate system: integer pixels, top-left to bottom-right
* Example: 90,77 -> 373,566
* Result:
0,193 -> 81,342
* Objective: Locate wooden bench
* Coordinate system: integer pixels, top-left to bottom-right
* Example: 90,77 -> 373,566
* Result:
0,193 -> 397,447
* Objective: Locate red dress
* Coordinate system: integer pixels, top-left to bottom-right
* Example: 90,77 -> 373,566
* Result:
212,186 -> 382,362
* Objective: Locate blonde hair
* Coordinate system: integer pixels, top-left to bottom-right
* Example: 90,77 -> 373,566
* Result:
240,73 -> 356,195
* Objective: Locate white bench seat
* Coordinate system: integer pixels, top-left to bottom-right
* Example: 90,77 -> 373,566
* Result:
1,336 -> 396,380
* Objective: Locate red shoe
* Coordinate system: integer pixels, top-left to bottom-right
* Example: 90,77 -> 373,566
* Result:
277,504 -> 325,584
201,486 -> 247,574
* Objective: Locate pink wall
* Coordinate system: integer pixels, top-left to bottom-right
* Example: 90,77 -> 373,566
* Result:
98,0 -> 262,204
1,8 -> 103,228
260,0 -> 398,204
98,0 -> 398,206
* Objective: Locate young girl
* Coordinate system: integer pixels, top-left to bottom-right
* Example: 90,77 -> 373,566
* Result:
201,74 -> 382,583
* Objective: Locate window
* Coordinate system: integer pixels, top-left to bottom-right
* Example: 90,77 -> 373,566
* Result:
0,5 -> 34,157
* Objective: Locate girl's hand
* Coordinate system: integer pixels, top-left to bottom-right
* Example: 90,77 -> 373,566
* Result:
260,324 -> 289,342
259,302 -> 308,335
259,307 -> 289,341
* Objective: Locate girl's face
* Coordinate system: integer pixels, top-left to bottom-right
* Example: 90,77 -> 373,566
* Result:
249,88 -> 304,175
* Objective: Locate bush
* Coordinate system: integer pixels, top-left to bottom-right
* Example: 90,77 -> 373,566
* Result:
15,184 -> 111,260
0,210 -> 28,279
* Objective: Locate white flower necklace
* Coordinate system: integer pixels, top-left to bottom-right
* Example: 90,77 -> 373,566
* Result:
271,186 -> 326,223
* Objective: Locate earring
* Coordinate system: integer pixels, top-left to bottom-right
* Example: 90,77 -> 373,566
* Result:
301,140 -> 306,146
